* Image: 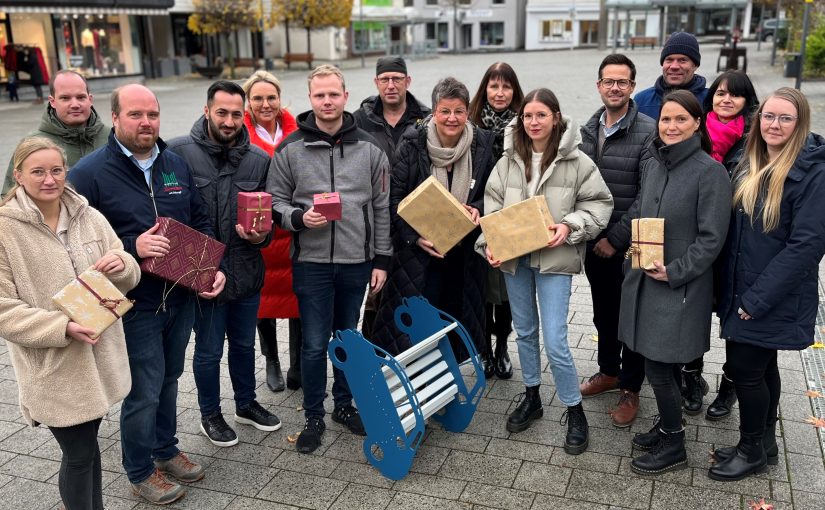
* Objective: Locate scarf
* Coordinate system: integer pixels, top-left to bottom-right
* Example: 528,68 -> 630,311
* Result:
480,102 -> 517,158
706,112 -> 745,163
427,120 -> 473,205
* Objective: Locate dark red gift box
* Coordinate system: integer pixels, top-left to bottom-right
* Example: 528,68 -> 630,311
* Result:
140,217 -> 226,294
313,192 -> 341,221
238,191 -> 273,233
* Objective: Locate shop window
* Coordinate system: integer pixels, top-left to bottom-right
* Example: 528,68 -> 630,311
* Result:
0,13 -> 9,83
404,0 -> 414,5
541,19 -> 571,41
426,0 -> 438,5
436,22 -> 449,49
53,14 -> 142,77
426,22 -> 436,41
480,22 -> 504,46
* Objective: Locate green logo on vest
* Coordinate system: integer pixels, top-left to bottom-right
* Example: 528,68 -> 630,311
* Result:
161,171 -> 182,193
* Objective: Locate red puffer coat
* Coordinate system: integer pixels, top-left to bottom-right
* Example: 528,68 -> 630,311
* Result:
245,109 -> 300,318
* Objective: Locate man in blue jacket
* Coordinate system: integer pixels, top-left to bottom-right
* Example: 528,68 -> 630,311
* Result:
69,84 -> 225,506
634,32 -> 708,120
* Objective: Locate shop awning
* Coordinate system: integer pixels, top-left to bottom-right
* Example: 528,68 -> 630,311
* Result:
0,0 -> 172,15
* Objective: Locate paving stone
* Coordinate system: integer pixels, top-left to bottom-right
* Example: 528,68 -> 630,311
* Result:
786,453 -> 825,494
329,459 -> 395,489
585,426 -> 634,457
564,469 -> 652,509
485,438 -> 555,463
102,494 -> 139,510
0,403 -> 22,422
0,477 -> 60,510
224,496 -> 300,509
0,426 -> 52,454
424,429 -> 490,453
779,393 -> 816,423
0,454 -> 60,481
531,494 -> 609,509
275,450 -> 340,477
176,431 -> 222,457
0,380 -> 20,406
163,485 -> 236,510
256,469 -> 346,509
409,443 -> 450,475
485,380 -> 527,401
329,483 -> 395,510
780,419 -> 823,456
791,489 -> 824,510
617,457 -> 694,486
463,411 -> 510,438
505,417 -> 565,447
770,480 -> 792,503
512,461 -> 572,496
193,458 -> 277,497
321,432 -> 368,464
649,481 -> 741,510
393,472 -> 467,500
696,424 -> 741,446
458,481 -> 536,510
549,448 -> 621,474
214,441 -> 282,466
388,492 -> 472,510
439,450 -> 522,486
0,421 -> 25,444
0,449 -> 15,467
691,467 -> 772,497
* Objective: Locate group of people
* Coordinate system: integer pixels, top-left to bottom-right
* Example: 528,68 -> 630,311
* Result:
0,30 -> 823,508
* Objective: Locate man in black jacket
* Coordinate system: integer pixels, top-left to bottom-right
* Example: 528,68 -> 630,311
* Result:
579,54 -> 656,427
167,81 -> 280,449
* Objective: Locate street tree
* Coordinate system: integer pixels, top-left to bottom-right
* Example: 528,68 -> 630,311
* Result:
188,0 -> 265,78
271,0 -> 353,69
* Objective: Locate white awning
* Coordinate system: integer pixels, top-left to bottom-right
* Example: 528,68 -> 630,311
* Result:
2,6 -> 168,15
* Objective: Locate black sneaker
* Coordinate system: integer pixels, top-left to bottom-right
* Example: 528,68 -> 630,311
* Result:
296,416 -> 326,454
332,405 -> 366,436
200,412 -> 239,447
234,401 -> 282,432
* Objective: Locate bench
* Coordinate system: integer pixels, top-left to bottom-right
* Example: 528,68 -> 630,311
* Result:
283,52 -> 314,69
717,47 -> 748,72
629,37 -> 657,50
328,296 -> 486,480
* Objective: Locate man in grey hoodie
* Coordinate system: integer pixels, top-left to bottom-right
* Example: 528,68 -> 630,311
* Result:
268,64 -> 392,454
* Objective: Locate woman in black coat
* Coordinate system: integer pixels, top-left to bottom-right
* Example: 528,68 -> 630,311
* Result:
371,77 -> 495,361
710,87 -> 825,481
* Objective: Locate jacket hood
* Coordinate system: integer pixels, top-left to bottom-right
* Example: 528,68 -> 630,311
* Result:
0,185 -> 88,225
38,105 -> 106,145
359,92 -> 430,121
502,114 -> 582,162
794,133 -> 825,174
189,115 -> 251,167
296,110 -> 358,144
654,74 -> 707,96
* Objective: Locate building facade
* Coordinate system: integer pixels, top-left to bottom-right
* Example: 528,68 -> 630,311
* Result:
409,0 -> 526,52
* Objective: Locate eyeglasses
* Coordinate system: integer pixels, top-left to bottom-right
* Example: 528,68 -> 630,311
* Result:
436,108 -> 468,119
28,167 -> 66,181
759,112 -> 797,126
521,112 -> 554,123
377,76 -> 405,85
250,95 -> 279,105
598,79 -> 634,90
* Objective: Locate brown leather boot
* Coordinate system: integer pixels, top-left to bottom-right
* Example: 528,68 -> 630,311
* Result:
580,372 -> 619,397
610,390 -> 640,427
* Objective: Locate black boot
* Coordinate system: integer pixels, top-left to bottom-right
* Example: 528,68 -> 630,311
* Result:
482,304 -> 495,379
714,420 -> 779,466
493,303 -> 513,379
709,436 -> 767,481
681,369 -> 709,416
266,356 -> 285,392
562,403 -> 589,455
632,415 -> 663,451
286,318 -> 302,390
631,428 -> 688,475
257,319 -> 285,392
507,385 -> 543,433
705,375 -> 737,421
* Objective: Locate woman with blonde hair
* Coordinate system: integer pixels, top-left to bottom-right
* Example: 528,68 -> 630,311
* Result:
0,137 -> 140,509
241,70 -> 301,392
711,87 -> 825,481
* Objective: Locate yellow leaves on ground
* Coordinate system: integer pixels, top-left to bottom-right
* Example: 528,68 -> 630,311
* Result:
812,341 -> 825,349
805,389 -> 824,398
804,416 -> 825,429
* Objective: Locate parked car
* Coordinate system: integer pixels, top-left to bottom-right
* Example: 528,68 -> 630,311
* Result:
760,18 -> 788,42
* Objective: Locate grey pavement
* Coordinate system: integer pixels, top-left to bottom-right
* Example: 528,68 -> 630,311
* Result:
0,43 -> 824,509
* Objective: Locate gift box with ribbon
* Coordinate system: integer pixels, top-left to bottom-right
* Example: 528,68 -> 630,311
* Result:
313,192 -> 342,221
140,217 -> 226,294
626,218 -> 665,270
52,268 -> 134,339
479,196 -> 555,262
238,191 -> 273,233
397,176 -> 476,255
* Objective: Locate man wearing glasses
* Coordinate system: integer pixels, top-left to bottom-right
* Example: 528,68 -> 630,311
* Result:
579,54 -> 656,427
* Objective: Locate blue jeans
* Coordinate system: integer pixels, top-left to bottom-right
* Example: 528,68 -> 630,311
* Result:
292,261 -> 371,418
193,293 -> 261,417
120,301 -> 195,484
504,256 -> 582,407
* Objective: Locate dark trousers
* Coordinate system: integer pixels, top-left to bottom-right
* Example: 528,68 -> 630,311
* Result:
484,303 -> 512,356
645,358 -> 684,432
49,418 -> 103,510
258,317 -> 302,358
725,341 -> 780,440
584,248 -> 645,392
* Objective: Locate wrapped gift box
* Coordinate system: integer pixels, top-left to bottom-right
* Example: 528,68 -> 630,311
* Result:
397,176 -> 476,255
238,191 -> 273,233
140,217 -> 226,294
479,196 -> 555,262
52,268 -> 134,340
628,218 -> 665,270
313,192 -> 342,221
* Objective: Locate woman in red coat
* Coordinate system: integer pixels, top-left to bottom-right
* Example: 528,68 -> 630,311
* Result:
242,71 -> 300,392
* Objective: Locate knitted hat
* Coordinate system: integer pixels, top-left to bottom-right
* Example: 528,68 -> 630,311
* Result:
660,32 -> 701,66
376,56 -> 407,76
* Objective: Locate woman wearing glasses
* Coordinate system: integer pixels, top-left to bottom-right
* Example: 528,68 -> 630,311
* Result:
241,71 -> 301,392
372,77 -> 495,362
617,90 -> 731,475
468,62 -> 525,381
479,88 -> 612,454
710,88 -> 825,481
0,137 -> 140,509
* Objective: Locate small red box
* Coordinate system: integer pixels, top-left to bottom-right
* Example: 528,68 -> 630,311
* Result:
238,191 -> 273,233
313,192 -> 342,221
140,217 -> 226,294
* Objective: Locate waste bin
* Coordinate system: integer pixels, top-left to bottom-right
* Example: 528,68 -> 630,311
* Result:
785,53 -> 801,78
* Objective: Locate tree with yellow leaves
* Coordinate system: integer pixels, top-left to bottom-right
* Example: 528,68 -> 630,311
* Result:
271,0 -> 353,68
188,0 -> 265,78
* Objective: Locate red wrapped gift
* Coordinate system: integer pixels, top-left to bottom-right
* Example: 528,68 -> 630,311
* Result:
140,217 -> 226,294
313,192 -> 342,221
238,191 -> 273,233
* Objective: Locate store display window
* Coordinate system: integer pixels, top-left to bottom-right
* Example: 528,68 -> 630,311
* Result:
52,13 -> 142,77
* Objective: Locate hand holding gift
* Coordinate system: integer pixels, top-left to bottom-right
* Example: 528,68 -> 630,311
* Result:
93,253 -> 125,274
136,223 -> 170,259
235,224 -> 267,244
416,237 -> 444,259
237,192 -> 273,233
313,192 -> 342,221
66,322 -> 98,345
547,223 -> 570,248
198,270 -> 226,299
303,207 -> 328,228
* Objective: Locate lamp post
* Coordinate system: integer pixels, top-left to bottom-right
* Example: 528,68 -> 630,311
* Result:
770,0 -> 781,66
795,0 -> 813,90
360,0 -> 365,68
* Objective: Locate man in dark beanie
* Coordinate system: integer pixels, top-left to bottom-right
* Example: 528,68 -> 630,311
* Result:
634,32 -> 707,120
353,56 -> 430,338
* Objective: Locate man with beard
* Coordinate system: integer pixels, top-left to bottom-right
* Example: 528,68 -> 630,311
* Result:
268,65 -> 391,454
167,81 -> 280,448
69,84 -> 225,505
634,32 -> 707,120
578,54 -> 656,427
3,70 -> 109,193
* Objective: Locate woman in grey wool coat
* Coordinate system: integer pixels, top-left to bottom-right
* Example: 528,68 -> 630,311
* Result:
613,90 -> 732,475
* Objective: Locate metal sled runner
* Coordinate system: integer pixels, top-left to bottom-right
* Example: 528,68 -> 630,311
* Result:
328,297 -> 486,480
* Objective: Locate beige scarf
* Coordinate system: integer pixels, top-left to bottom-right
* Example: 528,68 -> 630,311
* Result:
427,120 -> 473,205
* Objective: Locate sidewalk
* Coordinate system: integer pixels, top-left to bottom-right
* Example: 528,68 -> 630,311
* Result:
0,42 -> 823,509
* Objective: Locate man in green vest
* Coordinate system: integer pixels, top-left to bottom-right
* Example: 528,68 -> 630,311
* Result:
3,69 -> 109,193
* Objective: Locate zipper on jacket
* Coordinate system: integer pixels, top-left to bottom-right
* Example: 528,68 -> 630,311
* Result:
329,146 -> 336,262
